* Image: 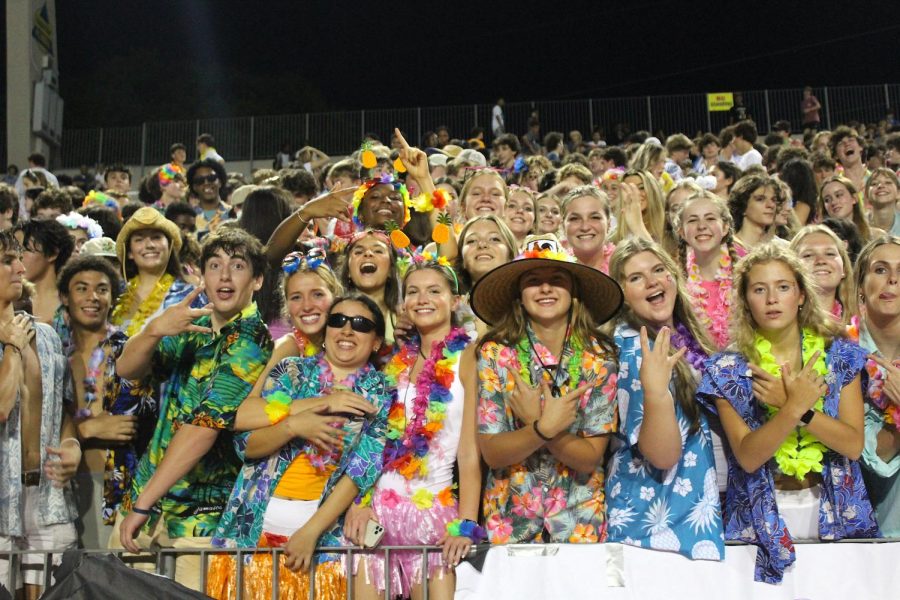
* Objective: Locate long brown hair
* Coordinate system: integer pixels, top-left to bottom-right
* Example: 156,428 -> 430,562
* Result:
608,238 -> 715,433
819,175 -> 873,241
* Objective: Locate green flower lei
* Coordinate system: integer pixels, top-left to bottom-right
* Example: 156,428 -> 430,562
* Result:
515,333 -> 585,396
754,327 -> 828,481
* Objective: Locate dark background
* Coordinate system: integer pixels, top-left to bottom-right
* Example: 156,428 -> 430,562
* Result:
6,0 -> 900,128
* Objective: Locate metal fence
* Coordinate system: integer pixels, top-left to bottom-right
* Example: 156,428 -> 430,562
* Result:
1,544 -> 465,600
37,82 -> 900,170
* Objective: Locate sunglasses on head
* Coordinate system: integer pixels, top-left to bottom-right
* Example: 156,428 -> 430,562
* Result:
193,174 -> 219,185
327,313 -> 377,333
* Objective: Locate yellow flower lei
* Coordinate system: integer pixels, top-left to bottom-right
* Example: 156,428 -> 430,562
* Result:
110,273 -> 176,338
754,328 -> 828,481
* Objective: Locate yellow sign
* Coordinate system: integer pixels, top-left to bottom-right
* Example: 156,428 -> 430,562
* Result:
707,92 -> 734,112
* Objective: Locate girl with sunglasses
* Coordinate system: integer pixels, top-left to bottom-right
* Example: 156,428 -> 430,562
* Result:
605,238 -> 724,559
697,244 -> 878,583
347,260 -> 479,600
209,294 -> 393,599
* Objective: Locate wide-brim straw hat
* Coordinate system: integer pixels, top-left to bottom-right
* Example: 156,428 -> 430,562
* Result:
115,207 -> 183,268
470,234 -> 623,326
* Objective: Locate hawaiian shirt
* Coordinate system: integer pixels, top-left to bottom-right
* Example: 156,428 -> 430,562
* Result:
91,329 -> 159,525
478,327 -> 617,544
213,357 -> 392,555
606,324 -> 724,560
0,322 -> 76,536
697,338 -> 879,583
125,302 -> 272,538
853,320 -> 900,537
195,201 -> 232,234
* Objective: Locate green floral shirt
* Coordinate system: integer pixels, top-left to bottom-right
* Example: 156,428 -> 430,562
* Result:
125,302 -> 273,538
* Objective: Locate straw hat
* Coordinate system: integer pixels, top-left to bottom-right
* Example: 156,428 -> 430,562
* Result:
470,234 -> 623,326
115,207 -> 183,267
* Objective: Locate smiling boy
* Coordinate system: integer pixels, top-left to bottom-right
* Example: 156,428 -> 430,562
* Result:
114,227 -> 272,589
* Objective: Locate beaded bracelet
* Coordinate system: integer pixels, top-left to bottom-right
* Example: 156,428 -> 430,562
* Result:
446,519 -> 486,543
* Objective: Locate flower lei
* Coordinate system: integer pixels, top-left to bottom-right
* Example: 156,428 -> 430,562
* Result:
110,273 -> 176,338
382,327 -> 469,479
669,322 -> 708,374
848,316 -> 900,432
56,211 -> 104,239
82,190 -> 121,215
73,325 -> 116,423
685,245 -> 732,349
754,328 -> 828,481
515,333 -> 585,396
291,328 -> 320,358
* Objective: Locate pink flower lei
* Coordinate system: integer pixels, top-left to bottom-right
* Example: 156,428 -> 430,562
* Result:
685,244 -> 732,349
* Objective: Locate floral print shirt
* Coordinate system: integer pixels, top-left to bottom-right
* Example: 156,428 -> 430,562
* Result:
0,322 -> 76,536
478,326 -> 617,544
125,302 -> 272,538
697,338 -> 879,583
605,324 -> 724,560
213,357 -> 392,553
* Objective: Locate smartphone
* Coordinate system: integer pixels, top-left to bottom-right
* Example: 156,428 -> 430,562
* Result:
363,519 -> 385,548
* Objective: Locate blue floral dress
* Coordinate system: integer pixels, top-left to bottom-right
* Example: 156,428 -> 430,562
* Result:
605,324 -> 724,560
697,338 -> 879,583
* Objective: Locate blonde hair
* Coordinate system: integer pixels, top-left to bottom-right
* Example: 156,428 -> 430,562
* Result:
854,235 -> 900,312
818,175 -> 873,241
560,185 -> 610,218
608,238 -> 715,433
454,214 -> 517,293
459,170 -> 509,216
609,170 -> 666,245
789,225 -> 855,323
673,190 -> 739,274
730,244 -> 841,364
282,261 -> 344,319
630,142 -> 667,173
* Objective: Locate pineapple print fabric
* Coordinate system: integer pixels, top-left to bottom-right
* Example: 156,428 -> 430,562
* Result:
477,334 -> 617,544
605,324 -> 724,560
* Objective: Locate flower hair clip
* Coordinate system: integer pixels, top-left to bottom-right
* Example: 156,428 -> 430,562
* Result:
158,163 -> 185,185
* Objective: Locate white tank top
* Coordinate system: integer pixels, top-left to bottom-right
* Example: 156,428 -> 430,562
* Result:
377,359 -> 466,497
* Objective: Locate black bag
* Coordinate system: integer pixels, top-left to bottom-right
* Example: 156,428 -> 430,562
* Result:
40,550 -> 211,599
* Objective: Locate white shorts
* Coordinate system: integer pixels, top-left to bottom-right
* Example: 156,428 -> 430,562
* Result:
775,484 -> 821,541
261,497 -> 318,538
0,485 -> 78,589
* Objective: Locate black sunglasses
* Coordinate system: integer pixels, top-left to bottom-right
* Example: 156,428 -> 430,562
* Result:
326,313 -> 377,333
193,174 -> 220,185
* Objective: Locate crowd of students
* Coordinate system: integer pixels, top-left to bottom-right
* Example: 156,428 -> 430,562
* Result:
0,117 -> 898,599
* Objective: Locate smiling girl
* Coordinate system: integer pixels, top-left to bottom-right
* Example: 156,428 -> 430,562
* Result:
675,191 -> 743,349
347,260 -> 479,600
503,187 -> 537,248
819,175 -> 878,242
697,244 -> 878,583
561,185 -> 615,273
790,225 -> 854,324
471,235 -> 622,544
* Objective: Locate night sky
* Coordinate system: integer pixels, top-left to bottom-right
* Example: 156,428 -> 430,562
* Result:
46,0 -> 900,127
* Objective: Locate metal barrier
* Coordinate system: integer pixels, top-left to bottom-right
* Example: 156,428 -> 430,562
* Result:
4,538 -> 900,599
0,543 -> 468,600
52,83 -> 900,170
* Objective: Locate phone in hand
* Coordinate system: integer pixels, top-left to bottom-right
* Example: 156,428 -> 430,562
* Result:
363,519 -> 385,548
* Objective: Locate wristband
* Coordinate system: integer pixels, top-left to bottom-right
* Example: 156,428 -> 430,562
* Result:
131,506 -> 153,516
799,409 -> 816,426
446,519 -> 486,544
3,343 -> 21,355
533,419 -> 553,442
